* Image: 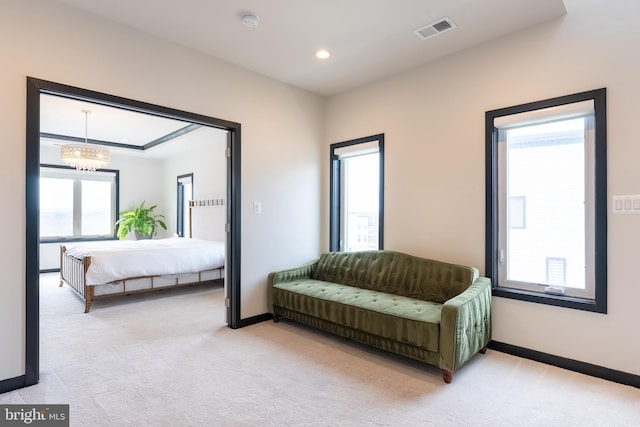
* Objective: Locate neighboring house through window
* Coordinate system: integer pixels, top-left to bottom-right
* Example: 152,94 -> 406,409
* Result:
546,257 -> 567,286
508,196 -> 526,229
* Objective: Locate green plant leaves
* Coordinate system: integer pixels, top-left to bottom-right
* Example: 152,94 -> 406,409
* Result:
115,201 -> 168,240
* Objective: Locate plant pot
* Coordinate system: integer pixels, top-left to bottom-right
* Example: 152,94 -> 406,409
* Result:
135,231 -> 152,240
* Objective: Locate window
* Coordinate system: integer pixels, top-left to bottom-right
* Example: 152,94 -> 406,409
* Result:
546,257 -> 567,286
330,134 -> 384,252
177,174 -> 193,237
509,196 -> 526,229
485,89 -> 607,313
40,165 -> 118,241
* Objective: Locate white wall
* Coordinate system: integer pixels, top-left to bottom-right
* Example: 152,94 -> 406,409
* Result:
325,0 -> 640,376
0,0 -> 322,382
160,127 -> 228,241
114,153 -> 167,238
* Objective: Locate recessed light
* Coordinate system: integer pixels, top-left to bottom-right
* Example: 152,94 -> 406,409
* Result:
316,49 -> 330,59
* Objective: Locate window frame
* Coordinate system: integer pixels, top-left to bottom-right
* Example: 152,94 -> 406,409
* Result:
330,134 -> 384,252
39,164 -> 119,243
485,88 -> 607,313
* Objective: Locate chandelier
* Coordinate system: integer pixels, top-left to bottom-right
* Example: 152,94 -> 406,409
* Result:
60,109 -> 110,171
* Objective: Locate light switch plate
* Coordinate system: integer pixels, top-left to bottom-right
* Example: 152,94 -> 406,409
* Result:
613,195 -> 640,214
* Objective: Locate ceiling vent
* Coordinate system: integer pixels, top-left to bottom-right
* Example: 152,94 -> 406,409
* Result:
413,17 -> 456,40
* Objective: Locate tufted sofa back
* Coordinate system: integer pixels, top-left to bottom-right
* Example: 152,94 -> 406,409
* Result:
311,250 -> 478,304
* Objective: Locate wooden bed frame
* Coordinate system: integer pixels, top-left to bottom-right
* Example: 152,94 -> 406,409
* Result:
59,245 -> 223,313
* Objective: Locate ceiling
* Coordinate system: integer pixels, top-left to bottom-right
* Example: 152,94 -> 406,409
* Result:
52,0 -> 567,96
42,0 -> 567,158
40,94 -> 225,159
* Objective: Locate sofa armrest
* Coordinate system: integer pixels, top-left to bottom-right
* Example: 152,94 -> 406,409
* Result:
267,260 -> 318,314
439,277 -> 492,372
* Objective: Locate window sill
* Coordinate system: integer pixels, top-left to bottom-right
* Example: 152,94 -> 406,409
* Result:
492,286 -> 606,314
40,237 -> 117,244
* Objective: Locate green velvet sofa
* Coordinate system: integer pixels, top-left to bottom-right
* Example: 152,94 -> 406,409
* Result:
267,250 -> 491,383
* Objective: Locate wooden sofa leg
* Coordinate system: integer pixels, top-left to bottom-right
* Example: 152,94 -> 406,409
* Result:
273,314 -> 280,323
442,369 -> 452,384
479,347 -> 487,354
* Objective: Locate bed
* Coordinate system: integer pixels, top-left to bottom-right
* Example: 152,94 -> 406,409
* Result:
59,238 -> 225,313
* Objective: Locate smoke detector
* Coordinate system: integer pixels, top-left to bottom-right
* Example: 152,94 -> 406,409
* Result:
241,13 -> 260,28
414,17 -> 456,40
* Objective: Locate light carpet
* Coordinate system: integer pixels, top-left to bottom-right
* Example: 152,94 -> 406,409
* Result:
1,273 -> 639,426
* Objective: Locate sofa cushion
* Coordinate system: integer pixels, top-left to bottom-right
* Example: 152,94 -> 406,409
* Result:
311,250 -> 478,304
273,279 -> 442,352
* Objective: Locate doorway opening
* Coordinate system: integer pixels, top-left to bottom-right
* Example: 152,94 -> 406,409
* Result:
177,174 -> 194,238
25,77 -> 242,387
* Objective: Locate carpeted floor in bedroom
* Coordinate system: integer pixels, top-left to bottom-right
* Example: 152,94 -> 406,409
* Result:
1,272 -> 638,426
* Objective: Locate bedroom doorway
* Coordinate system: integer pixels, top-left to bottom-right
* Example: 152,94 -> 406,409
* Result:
177,174 -> 194,238
25,77 -> 242,387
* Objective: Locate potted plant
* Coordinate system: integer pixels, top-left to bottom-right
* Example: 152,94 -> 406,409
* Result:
115,201 -> 167,240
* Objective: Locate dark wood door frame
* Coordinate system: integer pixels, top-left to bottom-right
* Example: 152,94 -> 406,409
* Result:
24,77 -> 242,388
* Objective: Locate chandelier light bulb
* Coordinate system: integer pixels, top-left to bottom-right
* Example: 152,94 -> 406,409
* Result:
60,109 -> 110,172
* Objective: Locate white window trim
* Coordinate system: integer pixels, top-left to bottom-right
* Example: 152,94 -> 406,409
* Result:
496,112 -> 595,300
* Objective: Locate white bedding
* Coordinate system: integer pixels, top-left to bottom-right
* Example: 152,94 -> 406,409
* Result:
64,238 -> 225,285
